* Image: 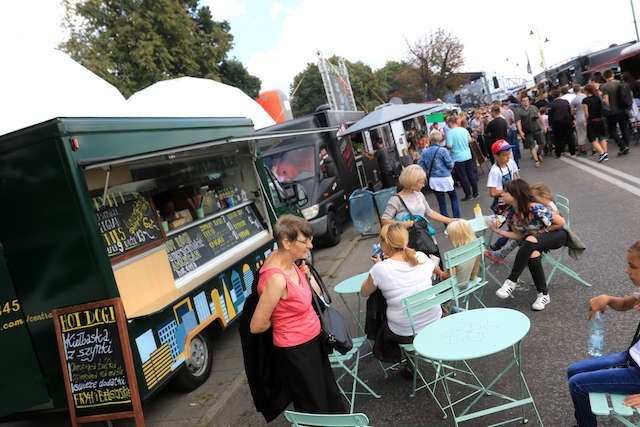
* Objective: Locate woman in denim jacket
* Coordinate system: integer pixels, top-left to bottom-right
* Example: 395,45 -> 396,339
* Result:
418,131 -> 460,218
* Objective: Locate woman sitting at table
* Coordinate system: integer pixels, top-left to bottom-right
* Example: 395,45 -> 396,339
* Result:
361,223 -> 442,363
488,179 -> 566,311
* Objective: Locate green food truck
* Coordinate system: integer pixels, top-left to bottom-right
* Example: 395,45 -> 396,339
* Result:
0,117 -> 307,419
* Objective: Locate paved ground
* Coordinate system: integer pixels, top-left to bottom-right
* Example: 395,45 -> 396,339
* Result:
3,141 -> 640,426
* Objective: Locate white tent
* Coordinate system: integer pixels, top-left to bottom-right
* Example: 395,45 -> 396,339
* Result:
126,77 -> 276,129
0,47 -> 127,136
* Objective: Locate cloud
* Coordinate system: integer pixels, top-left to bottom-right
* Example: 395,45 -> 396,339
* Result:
203,0 -> 246,20
244,0 -> 639,94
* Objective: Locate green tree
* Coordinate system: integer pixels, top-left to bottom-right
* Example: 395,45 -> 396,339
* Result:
374,60 -> 416,102
289,63 -> 326,117
219,59 -> 261,98
60,0 -> 260,98
406,28 -> 466,101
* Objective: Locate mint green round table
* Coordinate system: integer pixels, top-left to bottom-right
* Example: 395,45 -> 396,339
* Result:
413,308 -> 542,426
334,272 -> 369,333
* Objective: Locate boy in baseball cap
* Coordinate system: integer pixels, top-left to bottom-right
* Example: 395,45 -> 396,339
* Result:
485,140 -> 519,263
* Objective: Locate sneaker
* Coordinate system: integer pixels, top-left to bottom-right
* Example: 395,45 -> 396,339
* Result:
531,293 -> 551,311
496,279 -> 517,299
623,147 -> 630,155
598,152 -> 608,163
485,250 -> 504,264
472,193 -> 479,199
535,161 -> 541,168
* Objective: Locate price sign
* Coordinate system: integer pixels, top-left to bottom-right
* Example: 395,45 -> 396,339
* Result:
52,298 -> 144,426
93,192 -> 164,262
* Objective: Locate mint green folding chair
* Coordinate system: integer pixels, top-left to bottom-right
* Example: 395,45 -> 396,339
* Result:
542,196 -> 591,288
284,410 -> 370,426
400,277 -> 484,419
443,236 -> 488,310
589,392 -> 640,426
328,337 -> 380,413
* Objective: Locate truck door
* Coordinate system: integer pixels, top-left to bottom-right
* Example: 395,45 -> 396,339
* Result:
0,245 -> 50,417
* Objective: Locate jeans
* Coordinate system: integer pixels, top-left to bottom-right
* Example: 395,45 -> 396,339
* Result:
433,189 -> 460,218
452,159 -> 478,198
607,112 -> 630,150
568,351 -> 640,427
507,129 -> 521,165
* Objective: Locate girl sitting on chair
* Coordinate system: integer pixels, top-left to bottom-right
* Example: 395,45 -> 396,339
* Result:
489,179 -> 567,311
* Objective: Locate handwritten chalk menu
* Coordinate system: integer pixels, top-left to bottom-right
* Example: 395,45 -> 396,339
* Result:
53,299 -> 144,426
93,192 -> 164,261
166,204 -> 264,280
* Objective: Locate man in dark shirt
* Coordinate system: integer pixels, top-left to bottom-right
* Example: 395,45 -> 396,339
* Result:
601,69 -> 630,155
547,89 -> 576,157
484,105 -> 508,164
373,140 -> 397,188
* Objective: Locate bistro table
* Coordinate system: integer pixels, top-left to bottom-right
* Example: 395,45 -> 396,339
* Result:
413,307 -> 543,426
334,271 -> 369,334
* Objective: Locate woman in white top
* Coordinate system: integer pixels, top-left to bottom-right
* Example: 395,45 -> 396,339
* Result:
361,223 -> 442,344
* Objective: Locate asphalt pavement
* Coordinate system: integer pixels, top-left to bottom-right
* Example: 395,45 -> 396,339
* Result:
3,142 -> 640,426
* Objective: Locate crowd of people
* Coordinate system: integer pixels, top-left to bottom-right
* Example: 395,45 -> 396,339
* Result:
244,72 -> 639,426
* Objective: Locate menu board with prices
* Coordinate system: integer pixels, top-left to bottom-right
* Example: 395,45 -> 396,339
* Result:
52,298 -> 143,426
93,192 -> 164,262
166,203 -> 264,280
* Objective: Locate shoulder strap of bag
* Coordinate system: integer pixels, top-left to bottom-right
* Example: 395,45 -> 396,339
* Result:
305,263 -> 332,305
395,194 -> 416,221
427,147 -> 440,179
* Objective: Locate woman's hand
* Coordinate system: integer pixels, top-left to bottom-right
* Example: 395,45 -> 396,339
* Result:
588,295 -> 610,320
298,260 -> 310,277
370,255 -> 382,264
402,220 -> 415,228
624,394 -> 640,408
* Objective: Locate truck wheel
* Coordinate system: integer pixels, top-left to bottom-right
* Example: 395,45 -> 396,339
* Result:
323,211 -> 341,246
171,332 -> 213,391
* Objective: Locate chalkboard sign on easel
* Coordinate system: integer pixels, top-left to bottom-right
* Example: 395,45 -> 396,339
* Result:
52,298 -> 144,427
93,192 -> 165,262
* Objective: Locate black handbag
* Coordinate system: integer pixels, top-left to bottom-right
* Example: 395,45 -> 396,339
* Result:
307,264 -> 353,355
395,195 -> 441,259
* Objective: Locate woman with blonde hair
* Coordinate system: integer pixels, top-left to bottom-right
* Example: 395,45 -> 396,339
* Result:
361,223 -> 442,361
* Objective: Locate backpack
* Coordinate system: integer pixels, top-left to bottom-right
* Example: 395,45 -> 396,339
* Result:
618,81 -> 634,110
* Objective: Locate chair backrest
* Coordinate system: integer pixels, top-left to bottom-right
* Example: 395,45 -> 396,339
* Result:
284,410 -> 370,427
443,236 -> 485,272
402,276 -> 457,335
555,194 -> 569,207
557,203 -> 570,226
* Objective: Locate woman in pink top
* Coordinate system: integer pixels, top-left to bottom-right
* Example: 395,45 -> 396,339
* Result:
250,215 -> 344,414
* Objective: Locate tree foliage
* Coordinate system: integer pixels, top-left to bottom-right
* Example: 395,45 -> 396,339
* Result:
406,28 -> 466,101
60,0 -> 260,98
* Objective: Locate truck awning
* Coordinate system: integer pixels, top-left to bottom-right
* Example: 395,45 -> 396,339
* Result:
80,127 -> 339,171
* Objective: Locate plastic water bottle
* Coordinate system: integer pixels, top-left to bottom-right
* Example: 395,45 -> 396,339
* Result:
371,243 -> 383,259
588,311 -> 605,357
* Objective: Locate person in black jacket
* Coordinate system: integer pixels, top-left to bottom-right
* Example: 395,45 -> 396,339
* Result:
547,89 -> 576,157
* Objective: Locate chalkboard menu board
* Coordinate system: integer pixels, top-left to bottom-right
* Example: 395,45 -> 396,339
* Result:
93,192 -> 164,261
52,298 -> 143,426
166,203 -> 265,280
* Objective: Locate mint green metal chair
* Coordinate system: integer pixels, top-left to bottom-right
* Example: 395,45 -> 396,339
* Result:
443,236 -> 488,309
589,392 -> 640,426
400,277 -> 483,419
541,197 -> 591,288
284,410 -> 370,426
328,337 -> 380,413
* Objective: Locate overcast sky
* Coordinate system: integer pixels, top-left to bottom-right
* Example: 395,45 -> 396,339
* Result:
2,0 -> 639,95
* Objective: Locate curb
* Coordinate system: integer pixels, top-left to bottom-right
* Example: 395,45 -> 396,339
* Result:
199,373 -> 247,426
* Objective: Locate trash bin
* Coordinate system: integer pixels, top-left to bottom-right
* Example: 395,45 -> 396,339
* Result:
373,186 -> 397,220
349,189 -> 375,235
